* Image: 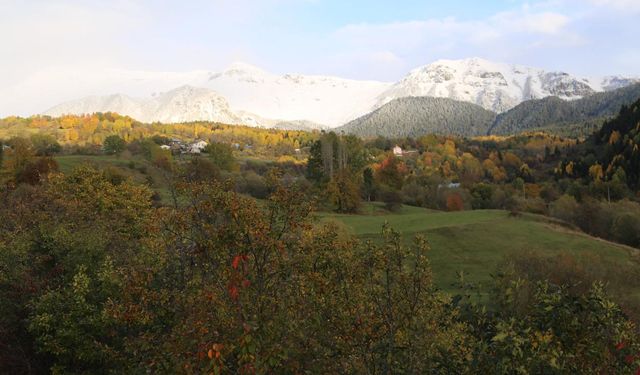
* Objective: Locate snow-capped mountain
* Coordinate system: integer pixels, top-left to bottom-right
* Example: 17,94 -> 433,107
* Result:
200,62 -> 390,127
43,58 -> 639,128
374,57 -> 631,113
597,76 -> 640,92
43,62 -> 391,128
47,86 -> 249,125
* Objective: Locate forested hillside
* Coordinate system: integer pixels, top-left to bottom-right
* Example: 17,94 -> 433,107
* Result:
557,97 -> 640,190
489,83 -> 640,135
340,84 -> 640,138
339,97 -> 497,138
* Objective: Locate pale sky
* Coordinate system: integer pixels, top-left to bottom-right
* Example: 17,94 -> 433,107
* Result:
1,0 -> 639,116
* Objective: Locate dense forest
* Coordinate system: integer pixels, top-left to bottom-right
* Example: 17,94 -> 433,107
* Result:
490,83 -> 640,136
339,97 -> 497,137
339,83 -> 640,138
2,100 -> 640,373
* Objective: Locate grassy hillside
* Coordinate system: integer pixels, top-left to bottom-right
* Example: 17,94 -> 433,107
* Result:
318,204 -> 637,296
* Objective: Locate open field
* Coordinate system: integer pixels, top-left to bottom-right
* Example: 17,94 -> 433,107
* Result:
318,203 -> 638,296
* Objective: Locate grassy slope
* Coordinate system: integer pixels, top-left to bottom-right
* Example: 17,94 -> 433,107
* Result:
318,203 -> 635,295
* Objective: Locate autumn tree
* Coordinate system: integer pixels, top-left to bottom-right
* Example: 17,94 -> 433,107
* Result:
4,137 -> 35,182
446,192 -> 465,211
327,169 -> 361,213
374,154 -> 408,190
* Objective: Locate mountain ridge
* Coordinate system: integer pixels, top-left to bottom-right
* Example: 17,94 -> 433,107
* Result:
43,58 -> 639,130
339,83 -> 640,138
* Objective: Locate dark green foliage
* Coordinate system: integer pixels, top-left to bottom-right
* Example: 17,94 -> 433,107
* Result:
470,183 -> 493,209
306,139 -> 325,182
362,167 -> 375,201
381,188 -> 403,212
340,97 -> 497,138
103,135 -> 126,155
490,83 -> 640,135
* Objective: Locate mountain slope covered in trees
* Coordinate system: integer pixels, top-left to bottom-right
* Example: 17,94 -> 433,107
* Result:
339,97 -> 497,138
341,83 -> 640,138
557,96 -> 640,191
489,83 -> 640,135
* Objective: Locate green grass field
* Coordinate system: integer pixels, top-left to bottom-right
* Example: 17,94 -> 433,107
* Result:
318,203 -> 637,296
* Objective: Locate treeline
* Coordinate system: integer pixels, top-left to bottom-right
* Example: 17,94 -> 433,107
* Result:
0,112 -> 316,157
1,167 -> 638,373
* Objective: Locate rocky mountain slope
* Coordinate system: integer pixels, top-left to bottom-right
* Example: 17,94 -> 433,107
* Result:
374,57 -> 637,113
47,86 -> 249,125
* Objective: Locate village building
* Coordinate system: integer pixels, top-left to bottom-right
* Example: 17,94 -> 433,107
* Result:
188,140 -> 208,154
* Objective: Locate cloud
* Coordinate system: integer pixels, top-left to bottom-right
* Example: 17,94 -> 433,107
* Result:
491,11 -> 570,34
587,0 -> 640,12
329,6 -> 580,80
0,0 -> 638,116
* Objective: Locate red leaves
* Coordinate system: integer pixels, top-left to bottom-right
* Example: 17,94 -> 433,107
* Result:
616,341 -> 626,350
208,343 -> 223,359
232,254 -> 249,270
228,254 -> 250,301
228,285 -> 239,300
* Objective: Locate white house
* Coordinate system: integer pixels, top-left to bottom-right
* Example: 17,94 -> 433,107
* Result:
160,145 -> 171,150
393,145 -> 403,156
188,140 -> 208,154
438,182 -> 461,189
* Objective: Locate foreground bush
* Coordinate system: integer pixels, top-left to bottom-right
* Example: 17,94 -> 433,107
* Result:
0,166 -> 638,374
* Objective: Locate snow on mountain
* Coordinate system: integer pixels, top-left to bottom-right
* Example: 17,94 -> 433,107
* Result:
375,57 -> 603,113
44,62 -> 391,128
42,58 -> 639,128
47,85 -> 247,125
596,76 -> 640,92
200,62 -> 391,127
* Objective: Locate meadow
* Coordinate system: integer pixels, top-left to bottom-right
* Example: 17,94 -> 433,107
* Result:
318,203 -> 638,296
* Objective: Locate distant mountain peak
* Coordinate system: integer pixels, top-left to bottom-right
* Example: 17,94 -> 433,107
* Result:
41,58 -> 639,129
375,57 -> 608,113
